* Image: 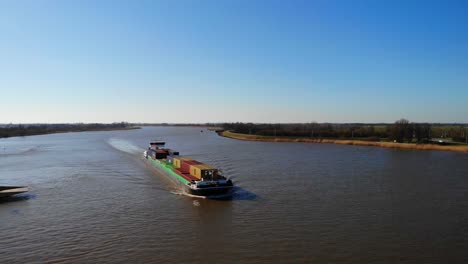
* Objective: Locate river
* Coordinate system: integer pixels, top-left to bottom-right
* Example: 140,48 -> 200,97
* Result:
1,127 -> 467,263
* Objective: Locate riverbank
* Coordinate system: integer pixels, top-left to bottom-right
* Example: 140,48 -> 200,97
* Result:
0,126 -> 140,139
220,131 -> 468,153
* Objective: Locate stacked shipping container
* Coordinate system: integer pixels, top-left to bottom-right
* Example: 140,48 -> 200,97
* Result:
153,154 -> 219,181
180,160 -> 202,173
173,157 -> 193,168
189,164 -> 218,180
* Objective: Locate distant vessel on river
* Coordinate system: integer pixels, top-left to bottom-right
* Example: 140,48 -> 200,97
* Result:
0,186 -> 28,198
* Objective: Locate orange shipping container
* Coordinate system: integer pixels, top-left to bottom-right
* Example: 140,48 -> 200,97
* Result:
173,157 -> 193,168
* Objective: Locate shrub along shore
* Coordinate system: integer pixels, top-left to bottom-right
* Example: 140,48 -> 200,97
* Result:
220,130 -> 468,153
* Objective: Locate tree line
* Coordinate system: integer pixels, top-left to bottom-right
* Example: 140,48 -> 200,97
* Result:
0,122 -> 132,138
222,120 -> 468,144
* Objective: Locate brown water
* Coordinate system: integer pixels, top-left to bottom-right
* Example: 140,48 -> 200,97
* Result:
1,127 -> 468,263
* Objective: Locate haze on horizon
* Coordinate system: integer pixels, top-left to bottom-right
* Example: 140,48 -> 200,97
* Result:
1,1 -> 467,124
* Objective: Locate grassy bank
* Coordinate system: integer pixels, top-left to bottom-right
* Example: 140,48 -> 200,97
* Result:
220,131 -> 468,153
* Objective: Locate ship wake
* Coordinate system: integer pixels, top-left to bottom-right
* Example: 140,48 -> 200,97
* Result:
107,138 -> 143,155
170,189 -> 234,200
170,190 -> 206,199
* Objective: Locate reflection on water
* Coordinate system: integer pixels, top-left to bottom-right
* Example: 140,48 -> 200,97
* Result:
0,193 -> 36,204
1,127 -> 468,263
232,187 -> 258,201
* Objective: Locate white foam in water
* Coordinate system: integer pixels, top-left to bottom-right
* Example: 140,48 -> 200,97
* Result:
170,190 -> 208,199
108,138 -> 143,154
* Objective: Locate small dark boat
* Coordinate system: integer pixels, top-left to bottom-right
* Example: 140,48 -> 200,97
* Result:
0,186 -> 29,198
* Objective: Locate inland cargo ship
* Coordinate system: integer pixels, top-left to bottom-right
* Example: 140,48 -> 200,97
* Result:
144,141 -> 233,198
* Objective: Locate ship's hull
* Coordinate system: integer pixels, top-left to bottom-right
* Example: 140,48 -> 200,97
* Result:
145,156 -> 233,199
182,184 -> 233,198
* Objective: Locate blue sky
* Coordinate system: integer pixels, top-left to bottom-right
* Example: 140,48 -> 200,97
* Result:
0,0 -> 467,123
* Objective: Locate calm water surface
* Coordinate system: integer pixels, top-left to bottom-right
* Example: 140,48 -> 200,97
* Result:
1,127 -> 468,263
